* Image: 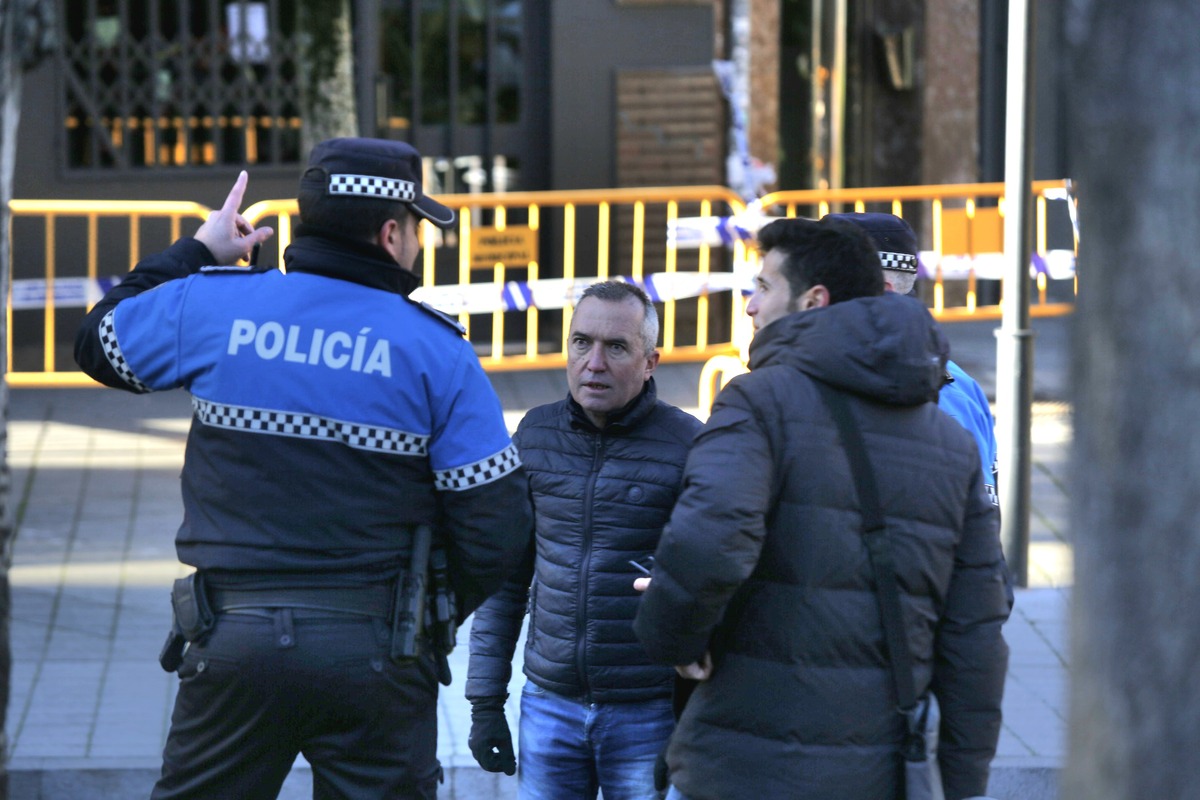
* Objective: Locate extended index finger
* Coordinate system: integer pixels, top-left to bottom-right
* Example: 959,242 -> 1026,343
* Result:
219,170 -> 250,216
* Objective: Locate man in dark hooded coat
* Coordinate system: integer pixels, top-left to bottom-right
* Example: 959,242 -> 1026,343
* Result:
633,217 -> 1010,800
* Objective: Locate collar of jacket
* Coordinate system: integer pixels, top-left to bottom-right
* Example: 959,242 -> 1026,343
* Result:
568,377 -> 659,433
283,226 -> 420,296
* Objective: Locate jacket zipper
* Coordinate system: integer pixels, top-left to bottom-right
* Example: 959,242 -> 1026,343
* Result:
575,432 -> 604,701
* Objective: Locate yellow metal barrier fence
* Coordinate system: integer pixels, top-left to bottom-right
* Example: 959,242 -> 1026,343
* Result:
6,199 -> 213,387
758,179 -> 1077,321
242,185 -> 750,372
5,181 -> 1075,388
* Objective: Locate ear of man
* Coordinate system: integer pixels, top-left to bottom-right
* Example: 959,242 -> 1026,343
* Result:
800,284 -> 831,310
377,217 -> 403,261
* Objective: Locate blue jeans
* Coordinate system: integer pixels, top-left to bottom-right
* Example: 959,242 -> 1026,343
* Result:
518,681 -> 673,800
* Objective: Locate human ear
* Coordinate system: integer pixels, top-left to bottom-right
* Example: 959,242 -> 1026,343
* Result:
800,285 -> 831,310
377,218 -> 402,260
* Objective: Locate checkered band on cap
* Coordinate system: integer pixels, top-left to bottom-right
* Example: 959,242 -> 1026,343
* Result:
99,310 -> 150,393
193,397 -> 428,455
328,173 -> 417,202
879,250 -> 918,273
435,444 -> 522,491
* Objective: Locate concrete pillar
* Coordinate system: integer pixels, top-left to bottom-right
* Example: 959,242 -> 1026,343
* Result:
921,0 -> 979,185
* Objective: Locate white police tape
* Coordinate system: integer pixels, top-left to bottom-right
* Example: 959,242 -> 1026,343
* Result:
13,272 -> 751,315
409,272 -> 750,315
668,215 -> 1076,280
14,253 -> 1072,317
12,277 -> 123,309
669,212 -> 767,249
917,250 -> 1077,281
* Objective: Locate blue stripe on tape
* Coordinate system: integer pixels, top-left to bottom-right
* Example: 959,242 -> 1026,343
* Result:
716,218 -> 734,248
501,283 -> 519,311
642,275 -> 662,303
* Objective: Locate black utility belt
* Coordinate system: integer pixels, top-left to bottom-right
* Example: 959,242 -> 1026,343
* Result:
160,533 -> 457,684
208,584 -> 393,619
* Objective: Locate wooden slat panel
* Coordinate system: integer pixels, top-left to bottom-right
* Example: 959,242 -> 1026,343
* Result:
614,68 -> 724,286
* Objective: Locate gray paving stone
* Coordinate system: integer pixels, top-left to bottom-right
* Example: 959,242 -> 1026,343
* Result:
5,360 -> 1070,798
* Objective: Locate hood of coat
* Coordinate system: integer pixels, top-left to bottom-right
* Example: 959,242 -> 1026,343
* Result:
746,293 -> 948,406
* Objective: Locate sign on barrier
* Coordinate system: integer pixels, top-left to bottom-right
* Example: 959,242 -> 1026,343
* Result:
469,227 -> 539,269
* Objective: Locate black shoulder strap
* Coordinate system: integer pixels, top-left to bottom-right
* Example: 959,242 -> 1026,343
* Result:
813,380 -> 918,715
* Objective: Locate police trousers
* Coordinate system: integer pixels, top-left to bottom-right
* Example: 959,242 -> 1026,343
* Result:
151,608 -> 441,800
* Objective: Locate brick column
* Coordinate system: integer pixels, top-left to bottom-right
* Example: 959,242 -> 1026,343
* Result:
747,0 -> 780,189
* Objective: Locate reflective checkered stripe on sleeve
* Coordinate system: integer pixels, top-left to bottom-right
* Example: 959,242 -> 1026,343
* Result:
99,310 -> 150,393
435,444 -> 522,491
192,397 -> 429,455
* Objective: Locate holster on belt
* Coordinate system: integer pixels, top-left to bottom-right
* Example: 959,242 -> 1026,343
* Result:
427,546 -> 457,686
390,525 -> 459,686
391,524 -> 432,663
159,572 -> 215,673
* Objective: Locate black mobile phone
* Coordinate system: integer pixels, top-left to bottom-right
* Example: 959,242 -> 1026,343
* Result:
628,557 -> 654,576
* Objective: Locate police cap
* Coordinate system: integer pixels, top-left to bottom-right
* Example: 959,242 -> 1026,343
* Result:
302,137 -> 456,230
825,212 -> 919,274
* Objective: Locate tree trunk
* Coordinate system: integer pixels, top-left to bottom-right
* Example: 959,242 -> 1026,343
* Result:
1064,2 -> 1200,798
0,22 -> 17,798
0,4 -> 53,794
298,0 -> 359,157
1,3 -> 55,795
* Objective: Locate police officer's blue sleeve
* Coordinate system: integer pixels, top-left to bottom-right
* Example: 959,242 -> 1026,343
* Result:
940,361 -> 999,505
428,347 -> 533,621
74,238 -> 215,392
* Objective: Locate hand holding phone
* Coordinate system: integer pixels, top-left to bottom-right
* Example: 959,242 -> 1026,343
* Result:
630,557 -> 654,593
628,557 -> 654,576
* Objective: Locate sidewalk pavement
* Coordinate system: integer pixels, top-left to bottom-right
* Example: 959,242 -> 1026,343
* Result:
4,322 -> 1073,799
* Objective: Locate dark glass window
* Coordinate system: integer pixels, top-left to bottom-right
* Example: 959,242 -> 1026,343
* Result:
61,0 -> 304,169
379,0 -> 522,129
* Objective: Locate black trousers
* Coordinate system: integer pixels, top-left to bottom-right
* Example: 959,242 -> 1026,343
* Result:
152,609 -> 441,800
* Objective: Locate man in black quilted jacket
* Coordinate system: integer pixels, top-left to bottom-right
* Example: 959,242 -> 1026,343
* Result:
466,281 -> 702,799
633,217 -> 1010,800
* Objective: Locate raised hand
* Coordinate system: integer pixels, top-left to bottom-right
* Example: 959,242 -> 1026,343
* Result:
194,170 -> 274,265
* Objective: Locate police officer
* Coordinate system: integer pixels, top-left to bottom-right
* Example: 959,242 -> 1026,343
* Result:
74,138 -> 533,800
826,212 -> 1000,505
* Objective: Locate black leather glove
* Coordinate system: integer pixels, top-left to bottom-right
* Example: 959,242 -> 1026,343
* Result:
468,695 -> 516,775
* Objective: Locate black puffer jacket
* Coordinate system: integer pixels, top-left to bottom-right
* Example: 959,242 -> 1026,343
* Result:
467,378 -> 701,703
634,295 -> 1010,800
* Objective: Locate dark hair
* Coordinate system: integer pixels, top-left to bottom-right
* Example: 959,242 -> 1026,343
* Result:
577,280 -> 659,355
297,168 -> 411,241
755,217 -> 884,304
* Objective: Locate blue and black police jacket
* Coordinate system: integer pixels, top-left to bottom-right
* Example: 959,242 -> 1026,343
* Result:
74,234 -> 532,618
